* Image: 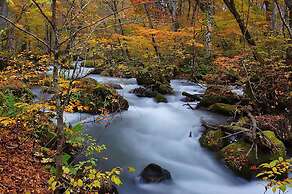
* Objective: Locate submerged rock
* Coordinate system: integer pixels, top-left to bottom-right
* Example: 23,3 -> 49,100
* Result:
154,93 -> 168,103
140,163 -> 172,183
199,85 -> 239,107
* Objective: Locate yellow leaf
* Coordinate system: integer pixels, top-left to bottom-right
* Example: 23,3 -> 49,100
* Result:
77,179 -> 83,187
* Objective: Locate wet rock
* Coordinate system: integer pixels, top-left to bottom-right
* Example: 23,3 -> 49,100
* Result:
199,130 -> 227,151
105,83 -> 123,90
157,84 -> 173,95
154,93 -> 168,103
67,78 -> 128,114
140,163 -> 172,183
208,103 -> 238,116
220,132 -> 286,178
136,68 -> 173,95
181,92 -> 202,102
199,85 -> 239,107
130,87 -> 156,98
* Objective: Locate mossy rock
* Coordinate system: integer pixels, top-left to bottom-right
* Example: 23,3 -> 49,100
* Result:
199,130 -> 227,151
208,103 -> 238,116
154,93 -> 168,103
261,131 -> 286,160
220,132 -> 286,178
157,84 -> 173,95
220,141 -> 253,178
68,78 -> 128,114
256,115 -> 292,144
130,87 -> 156,98
136,67 -> 173,95
199,85 -> 239,107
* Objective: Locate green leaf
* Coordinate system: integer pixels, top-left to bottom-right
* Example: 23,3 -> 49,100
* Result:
77,179 -> 83,187
279,185 -> 286,192
63,166 -> 70,174
73,123 -> 83,132
62,153 -> 71,165
93,180 -> 100,188
111,175 -> 122,186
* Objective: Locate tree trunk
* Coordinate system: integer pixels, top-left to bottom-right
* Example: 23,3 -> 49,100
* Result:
143,4 -> 162,63
223,0 -> 256,46
264,0 -> 274,31
51,0 -> 65,180
285,0 -> 292,28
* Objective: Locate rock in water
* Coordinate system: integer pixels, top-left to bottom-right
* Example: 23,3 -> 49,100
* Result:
105,83 -> 123,90
140,163 -> 172,183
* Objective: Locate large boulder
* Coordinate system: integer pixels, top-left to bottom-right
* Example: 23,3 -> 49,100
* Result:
154,93 -> 168,103
140,163 -> 172,183
65,78 -> 128,114
136,67 -> 173,95
199,130 -> 227,151
199,85 -> 240,107
220,131 -> 286,178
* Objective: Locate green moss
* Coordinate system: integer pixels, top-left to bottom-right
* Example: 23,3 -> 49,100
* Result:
262,131 -> 286,160
208,103 -> 238,115
220,141 -> 254,178
69,78 -> 128,114
199,130 -> 227,151
154,93 -> 168,103
199,85 -> 239,107
158,84 -> 173,95
220,132 -> 286,178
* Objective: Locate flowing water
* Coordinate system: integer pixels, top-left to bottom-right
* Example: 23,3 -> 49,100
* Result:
64,74 -> 272,194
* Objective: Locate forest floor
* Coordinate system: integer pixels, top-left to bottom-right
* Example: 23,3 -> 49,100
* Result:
0,125 -> 49,193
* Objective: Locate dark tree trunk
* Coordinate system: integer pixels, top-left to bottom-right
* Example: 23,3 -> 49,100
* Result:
223,0 -> 256,46
285,0 -> 292,28
264,0 -> 274,31
143,4 -> 162,63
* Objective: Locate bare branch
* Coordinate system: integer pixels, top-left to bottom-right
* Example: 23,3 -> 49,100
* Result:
58,6 -> 132,47
0,14 -> 52,52
31,0 -> 55,30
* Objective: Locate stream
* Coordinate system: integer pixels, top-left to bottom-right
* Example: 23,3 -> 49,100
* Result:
60,74 -> 274,194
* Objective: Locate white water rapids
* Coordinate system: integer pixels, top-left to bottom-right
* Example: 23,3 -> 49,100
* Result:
32,68 -> 275,194
58,74 -> 274,194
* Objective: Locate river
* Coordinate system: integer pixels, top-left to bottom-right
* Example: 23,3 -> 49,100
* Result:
61,74 -> 272,194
